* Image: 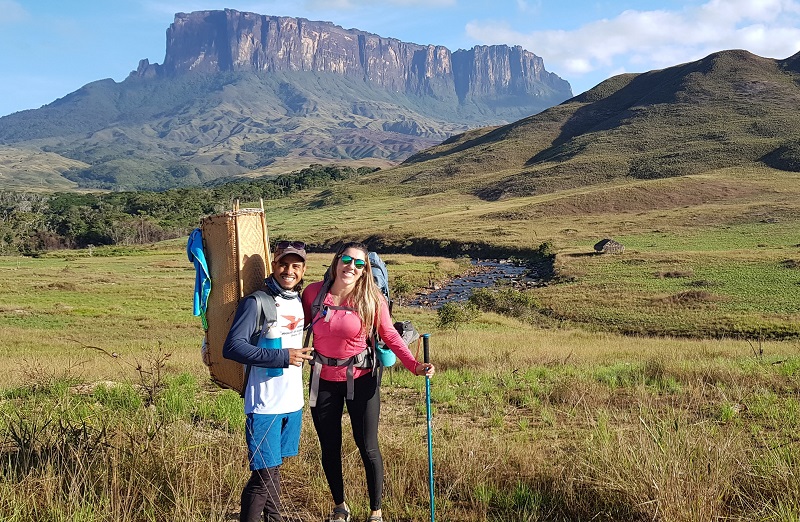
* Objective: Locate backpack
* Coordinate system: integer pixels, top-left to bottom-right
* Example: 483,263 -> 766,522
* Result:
366,252 -> 419,355
193,207 -> 271,395
368,251 -> 392,314
238,288 -> 279,397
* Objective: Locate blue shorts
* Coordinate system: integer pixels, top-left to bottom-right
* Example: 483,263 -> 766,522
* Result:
245,409 -> 302,470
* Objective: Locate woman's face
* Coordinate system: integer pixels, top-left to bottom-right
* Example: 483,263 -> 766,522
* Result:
336,247 -> 367,286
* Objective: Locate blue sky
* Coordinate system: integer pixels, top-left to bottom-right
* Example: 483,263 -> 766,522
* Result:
1,0 -> 800,117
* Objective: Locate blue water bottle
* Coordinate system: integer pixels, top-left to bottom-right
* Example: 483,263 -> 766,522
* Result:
258,323 -> 283,377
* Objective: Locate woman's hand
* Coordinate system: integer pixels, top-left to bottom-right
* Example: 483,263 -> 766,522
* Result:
414,362 -> 435,377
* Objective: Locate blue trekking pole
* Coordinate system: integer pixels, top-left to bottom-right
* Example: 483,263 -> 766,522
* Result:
422,333 -> 435,522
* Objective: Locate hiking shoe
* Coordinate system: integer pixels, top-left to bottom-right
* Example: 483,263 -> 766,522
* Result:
366,516 -> 383,522
327,505 -> 351,522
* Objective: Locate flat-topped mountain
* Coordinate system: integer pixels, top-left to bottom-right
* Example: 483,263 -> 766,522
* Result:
147,10 -> 569,102
0,9 -> 571,191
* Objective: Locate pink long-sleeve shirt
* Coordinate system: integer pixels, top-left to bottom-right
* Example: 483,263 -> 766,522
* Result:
302,280 -> 419,381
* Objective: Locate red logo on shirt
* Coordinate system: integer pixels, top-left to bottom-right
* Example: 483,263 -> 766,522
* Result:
282,315 -> 302,330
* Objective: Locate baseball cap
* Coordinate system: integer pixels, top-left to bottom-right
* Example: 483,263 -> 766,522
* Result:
274,240 -> 307,262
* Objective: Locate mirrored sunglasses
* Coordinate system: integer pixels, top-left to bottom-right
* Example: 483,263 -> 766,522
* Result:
340,254 -> 366,269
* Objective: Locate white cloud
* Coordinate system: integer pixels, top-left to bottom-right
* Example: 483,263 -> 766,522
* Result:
0,0 -> 28,23
466,0 -> 800,92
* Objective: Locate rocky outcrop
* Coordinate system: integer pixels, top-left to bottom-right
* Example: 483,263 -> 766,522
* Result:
452,45 -> 561,99
594,239 -> 625,254
138,9 -> 571,103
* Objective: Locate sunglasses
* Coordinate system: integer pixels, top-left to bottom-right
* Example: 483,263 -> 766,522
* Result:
276,241 -> 306,250
340,254 -> 366,269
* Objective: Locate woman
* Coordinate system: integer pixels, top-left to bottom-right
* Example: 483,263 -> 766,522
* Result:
302,242 -> 435,522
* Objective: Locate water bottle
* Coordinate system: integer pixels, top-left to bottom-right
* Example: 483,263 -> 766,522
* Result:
376,342 -> 396,368
257,323 -> 283,377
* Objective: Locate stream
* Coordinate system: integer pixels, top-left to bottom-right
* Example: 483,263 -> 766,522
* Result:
406,259 -> 536,308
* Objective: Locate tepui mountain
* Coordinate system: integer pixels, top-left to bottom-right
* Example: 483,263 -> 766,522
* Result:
0,9 -> 572,191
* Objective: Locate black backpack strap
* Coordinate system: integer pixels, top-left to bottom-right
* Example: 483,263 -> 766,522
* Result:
303,277 -> 333,348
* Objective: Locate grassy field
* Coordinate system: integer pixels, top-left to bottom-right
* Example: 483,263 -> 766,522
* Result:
2,165 -> 800,521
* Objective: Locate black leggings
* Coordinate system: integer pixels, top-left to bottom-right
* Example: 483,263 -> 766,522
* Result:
310,371 -> 383,511
240,466 -> 282,522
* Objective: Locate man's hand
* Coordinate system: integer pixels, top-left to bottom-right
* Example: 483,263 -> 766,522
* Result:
288,347 -> 313,366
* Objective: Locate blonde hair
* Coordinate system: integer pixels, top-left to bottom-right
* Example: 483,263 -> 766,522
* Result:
324,242 -> 383,336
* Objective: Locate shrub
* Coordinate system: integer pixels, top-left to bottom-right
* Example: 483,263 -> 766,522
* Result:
468,287 -> 541,322
536,241 -> 557,258
391,275 -> 414,298
436,302 -> 476,330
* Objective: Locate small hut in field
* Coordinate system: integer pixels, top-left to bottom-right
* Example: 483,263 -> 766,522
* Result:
594,238 -> 625,254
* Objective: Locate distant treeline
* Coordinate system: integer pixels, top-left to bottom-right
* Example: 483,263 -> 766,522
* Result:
0,165 -> 376,254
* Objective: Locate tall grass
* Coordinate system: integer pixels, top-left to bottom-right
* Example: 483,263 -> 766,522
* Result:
3,307 -> 800,520
2,217 -> 800,520
0,370 -> 244,521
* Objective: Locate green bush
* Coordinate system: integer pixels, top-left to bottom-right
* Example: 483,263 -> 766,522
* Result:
536,240 -> 557,258
468,287 -> 542,322
391,275 -> 414,298
436,301 -> 477,330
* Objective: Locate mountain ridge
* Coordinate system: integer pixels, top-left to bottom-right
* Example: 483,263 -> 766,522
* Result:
0,10 -> 571,191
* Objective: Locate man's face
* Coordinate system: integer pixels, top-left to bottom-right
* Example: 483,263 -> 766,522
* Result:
272,254 -> 306,290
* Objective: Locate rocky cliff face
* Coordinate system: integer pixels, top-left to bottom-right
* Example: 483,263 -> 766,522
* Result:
0,8 -> 575,191
139,9 -> 571,102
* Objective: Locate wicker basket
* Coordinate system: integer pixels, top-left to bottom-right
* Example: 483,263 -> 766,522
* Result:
200,206 -> 271,393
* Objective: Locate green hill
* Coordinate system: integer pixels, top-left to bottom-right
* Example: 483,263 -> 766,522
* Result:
1,50 -> 799,340
379,49 -> 800,199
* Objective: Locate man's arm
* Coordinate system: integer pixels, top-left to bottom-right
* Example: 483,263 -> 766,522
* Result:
223,296 -> 289,368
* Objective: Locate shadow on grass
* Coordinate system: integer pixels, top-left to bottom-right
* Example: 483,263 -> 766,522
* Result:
475,477 -> 652,522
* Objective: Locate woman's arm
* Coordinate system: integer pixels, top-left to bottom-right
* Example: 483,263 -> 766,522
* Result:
375,299 -> 432,375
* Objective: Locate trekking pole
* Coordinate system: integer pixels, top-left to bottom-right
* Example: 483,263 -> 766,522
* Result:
423,333 -> 435,522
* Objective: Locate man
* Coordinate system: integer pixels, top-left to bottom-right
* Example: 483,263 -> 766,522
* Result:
224,241 -> 313,522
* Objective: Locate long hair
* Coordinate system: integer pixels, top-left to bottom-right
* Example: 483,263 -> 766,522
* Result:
324,242 -> 383,336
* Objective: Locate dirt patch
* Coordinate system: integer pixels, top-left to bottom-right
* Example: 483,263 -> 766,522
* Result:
780,259 -> 800,269
655,270 -> 694,279
151,261 -> 187,269
51,281 -> 78,291
652,290 -> 721,307
688,279 -> 720,288
0,306 -> 30,315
